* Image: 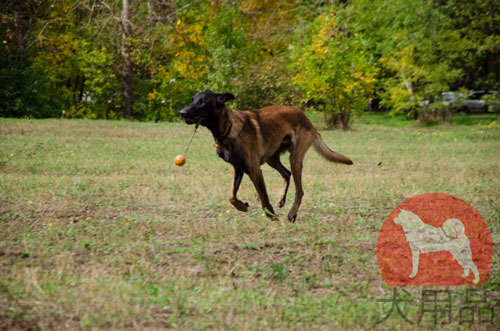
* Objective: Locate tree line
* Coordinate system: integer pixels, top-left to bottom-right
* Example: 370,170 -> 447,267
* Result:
1,0 -> 498,127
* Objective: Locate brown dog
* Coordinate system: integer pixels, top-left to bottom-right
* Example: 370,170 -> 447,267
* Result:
180,90 -> 352,222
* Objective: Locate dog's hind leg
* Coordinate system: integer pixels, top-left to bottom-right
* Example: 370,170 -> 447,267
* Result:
267,154 -> 291,208
287,154 -> 303,223
229,167 -> 249,212
287,134 -> 313,222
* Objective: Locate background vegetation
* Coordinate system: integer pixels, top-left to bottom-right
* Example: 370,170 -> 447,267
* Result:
1,0 -> 499,127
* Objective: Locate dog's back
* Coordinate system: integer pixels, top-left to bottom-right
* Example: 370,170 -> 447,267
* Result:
245,106 -> 315,138
245,106 -> 352,165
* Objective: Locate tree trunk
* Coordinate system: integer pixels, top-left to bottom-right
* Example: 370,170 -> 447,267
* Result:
326,112 -> 351,130
121,0 -> 133,119
13,2 -> 26,61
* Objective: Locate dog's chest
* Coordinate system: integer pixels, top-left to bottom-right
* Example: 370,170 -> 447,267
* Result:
216,140 -> 248,171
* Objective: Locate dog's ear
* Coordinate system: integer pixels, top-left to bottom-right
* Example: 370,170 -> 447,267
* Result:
216,92 -> 235,105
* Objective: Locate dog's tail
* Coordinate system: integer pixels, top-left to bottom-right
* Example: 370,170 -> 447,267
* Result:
313,135 -> 353,165
441,218 -> 466,239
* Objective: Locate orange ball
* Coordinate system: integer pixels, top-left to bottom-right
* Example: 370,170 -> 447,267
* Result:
174,154 -> 186,166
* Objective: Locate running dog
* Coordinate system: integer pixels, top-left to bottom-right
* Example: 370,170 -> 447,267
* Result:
393,209 -> 479,284
180,90 -> 353,222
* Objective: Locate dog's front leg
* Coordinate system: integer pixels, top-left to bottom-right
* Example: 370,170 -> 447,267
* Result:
229,167 -> 249,212
248,167 -> 278,221
409,245 -> 420,279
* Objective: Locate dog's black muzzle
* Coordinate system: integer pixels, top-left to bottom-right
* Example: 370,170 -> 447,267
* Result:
180,107 -> 198,124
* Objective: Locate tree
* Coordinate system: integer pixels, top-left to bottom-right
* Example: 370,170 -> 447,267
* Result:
120,0 -> 133,119
291,10 -> 377,129
348,0 -> 499,123
76,0 -> 177,120
375,0 -> 462,122
0,0 -> 72,117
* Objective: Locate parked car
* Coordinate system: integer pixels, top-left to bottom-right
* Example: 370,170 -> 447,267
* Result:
442,91 -> 463,107
441,90 -> 499,113
463,90 -> 499,113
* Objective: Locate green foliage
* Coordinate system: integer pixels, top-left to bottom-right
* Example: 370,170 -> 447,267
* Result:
30,0 -> 85,117
482,93 -> 500,113
0,0 -> 498,125
0,57 -> 55,118
375,1 -> 463,118
290,11 -> 377,129
232,56 -> 298,110
205,3 -> 249,91
148,2 -> 211,121
68,44 -> 122,119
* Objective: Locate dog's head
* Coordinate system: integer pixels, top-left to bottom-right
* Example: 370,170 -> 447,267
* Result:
180,90 -> 235,125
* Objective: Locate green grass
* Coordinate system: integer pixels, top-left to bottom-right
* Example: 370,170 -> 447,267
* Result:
353,112 -> 499,127
354,112 -> 415,127
0,116 -> 499,329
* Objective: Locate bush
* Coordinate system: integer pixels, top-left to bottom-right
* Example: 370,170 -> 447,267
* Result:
232,56 -> 298,110
0,59 -> 58,118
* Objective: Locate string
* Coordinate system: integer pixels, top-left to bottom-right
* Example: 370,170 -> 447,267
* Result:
183,123 -> 199,156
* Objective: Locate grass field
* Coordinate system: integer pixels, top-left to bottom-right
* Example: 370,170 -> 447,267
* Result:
1,114 -> 499,330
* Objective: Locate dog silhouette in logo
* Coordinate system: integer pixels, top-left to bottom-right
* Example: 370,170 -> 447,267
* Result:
393,209 -> 479,284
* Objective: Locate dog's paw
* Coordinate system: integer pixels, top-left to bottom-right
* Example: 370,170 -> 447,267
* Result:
409,273 -> 417,279
236,202 -> 249,212
266,212 -> 279,221
230,198 -> 249,212
263,207 -> 279,221
287,213 -> 297,223
278,198 -> 286,208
